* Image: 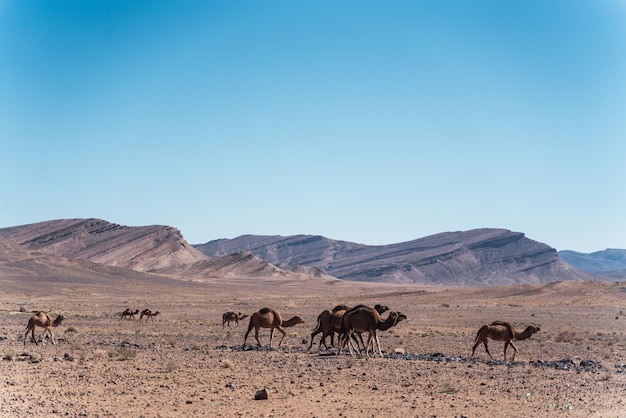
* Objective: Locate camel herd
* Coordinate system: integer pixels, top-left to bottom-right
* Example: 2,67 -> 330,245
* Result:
22,305 -> 541,360
119,308 -> 160,321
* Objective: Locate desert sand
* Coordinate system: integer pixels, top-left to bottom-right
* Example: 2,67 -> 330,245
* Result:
1,275 -> 625,417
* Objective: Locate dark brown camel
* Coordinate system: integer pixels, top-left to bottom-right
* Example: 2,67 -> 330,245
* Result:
140,309 -> 160,321
340,307 -> 407,357
308,304 -> 389,351
243,308 -> 304,349
222,311 -> 248,327
121,309 -> 139,320
471,320 -> 541,361
24,311 -> 65,345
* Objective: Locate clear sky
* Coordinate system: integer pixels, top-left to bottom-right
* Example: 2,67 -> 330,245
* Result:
1,1 -> 624,252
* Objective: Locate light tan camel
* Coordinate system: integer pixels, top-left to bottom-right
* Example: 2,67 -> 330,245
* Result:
308,304 -> 390,351
140,309 -> 160,321
471,320 -> 541,361
120,308 -> 139,320
222,311 -> 248,327
243,307 -> 304,349
340,308 -> 407,357
24,311 -> 65,345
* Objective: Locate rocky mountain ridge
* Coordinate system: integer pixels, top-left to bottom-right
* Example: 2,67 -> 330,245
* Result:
0,219 -> 599,286
0,219 -> 336,284
196,229 -> 596,286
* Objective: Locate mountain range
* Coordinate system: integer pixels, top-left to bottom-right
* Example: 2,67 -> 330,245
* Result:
195,229 -> 595,286
0,218 -> 606,287
558,249 -> 626,279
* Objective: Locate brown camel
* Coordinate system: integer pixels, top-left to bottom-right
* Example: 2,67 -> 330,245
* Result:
340,308 -> 407,357
120,309 -> 139,320
308,304 -> 390,351
222,311 -> 248,327
140,309 -> 160,321
471,320 -> 541,361
24,311 -> 65,345
243,307 -> 304,349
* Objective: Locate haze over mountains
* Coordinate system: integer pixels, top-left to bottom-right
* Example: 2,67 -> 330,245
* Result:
0,218 -> 604,287
558,249 -> 626,279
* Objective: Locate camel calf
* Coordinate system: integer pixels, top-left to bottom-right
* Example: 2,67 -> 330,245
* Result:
471,320 -> 540,361
24,311 -> 65,345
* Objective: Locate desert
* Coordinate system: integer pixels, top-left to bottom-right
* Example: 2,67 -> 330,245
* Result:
2,273 -> 626,417
1,221 -> 625,417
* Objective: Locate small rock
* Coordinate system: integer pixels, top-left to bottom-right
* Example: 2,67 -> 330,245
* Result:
254,388 -> 269,400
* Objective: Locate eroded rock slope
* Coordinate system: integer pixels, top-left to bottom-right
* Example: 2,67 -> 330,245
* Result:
196,229 -> 595,286
0,219 -> 208,272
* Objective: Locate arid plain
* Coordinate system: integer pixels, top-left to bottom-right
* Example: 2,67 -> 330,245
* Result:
1,269 -> 626,417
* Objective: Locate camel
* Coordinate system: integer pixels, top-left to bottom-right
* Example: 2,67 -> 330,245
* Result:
24,311 -> 65,345
340,307 -> 407,357
120,308 -> 139,320
243,307 -> 304,349
222,311 -> 248,327
471,320 -> 541,361
140,309 -> 160,321
308,304 -> 390,352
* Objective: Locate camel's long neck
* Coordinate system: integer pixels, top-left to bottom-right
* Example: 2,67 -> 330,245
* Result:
514,327 -> 534,340
378,315 -> 398,331
282,317 -> 301,327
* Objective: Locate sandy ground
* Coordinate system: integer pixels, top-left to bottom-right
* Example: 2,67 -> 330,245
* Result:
1,277 -> 626,417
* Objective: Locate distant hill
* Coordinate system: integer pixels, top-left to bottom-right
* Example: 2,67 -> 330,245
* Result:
0,219 -> 207,272
0,219 -> 316,282
559,249 -> 626,279
195,229 -> 596,286
0,219 -> 601,287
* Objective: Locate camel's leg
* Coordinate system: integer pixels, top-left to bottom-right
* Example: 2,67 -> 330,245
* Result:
509,341 -> 518,361
356,333 -> 366,353
373,332 -> 383,357
365,332 -> 374,357
276,326 -> 286,347
41,328 -> 54,345
483,341 -> 493,359
243,322 -> 254,348
471,340 -> 480,357
24,327 -> 33,346
309,326 -> 322,351
346,331 -> 355,356
316,330 -> 328,351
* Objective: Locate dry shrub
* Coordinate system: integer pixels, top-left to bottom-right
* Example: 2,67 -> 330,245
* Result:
555,329 -> 583,343
221,359 -> 234,369
109,347 -> 137,361
165,360 -> 180,372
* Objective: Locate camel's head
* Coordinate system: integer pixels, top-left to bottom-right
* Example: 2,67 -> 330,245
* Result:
374,304 -> 390,314
389,311 -> 407,325
53,314 -> 65,326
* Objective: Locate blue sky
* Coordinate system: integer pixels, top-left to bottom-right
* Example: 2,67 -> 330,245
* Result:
1,1 -> 624,252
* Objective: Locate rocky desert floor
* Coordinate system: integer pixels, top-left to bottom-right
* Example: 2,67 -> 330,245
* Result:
1,275 -> 626,417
